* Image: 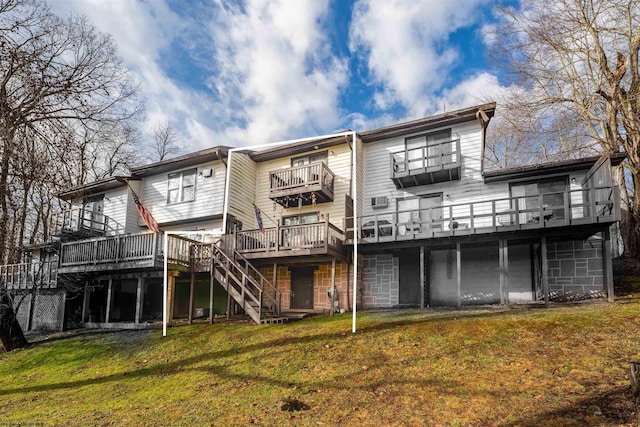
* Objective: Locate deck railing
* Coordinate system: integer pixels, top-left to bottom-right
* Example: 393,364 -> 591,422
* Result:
391,138 -> 461,176
167,234 -> 201,268
350,186 -> 617,242
236,219 -> 344,254
59,231 -> 161,267
269,161 -> 335,196
0,260 -> 58,290
51,208 -> 124,237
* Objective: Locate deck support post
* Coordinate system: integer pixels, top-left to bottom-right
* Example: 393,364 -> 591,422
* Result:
456,243 -> 461,307
81,281 -> 90,323
420,246 -> 425,308
226,291 -> 232,320
541,236 -> 549,304
105,278 -> 113,323
330,257 -> 336,315
135,277 -> 144,324
272,263 -> 278,315
603,228 -> 614,302
209,271 -> 215,324
499,240 -> 509,304
167,273 -> 176,324
188,272 -> 195,324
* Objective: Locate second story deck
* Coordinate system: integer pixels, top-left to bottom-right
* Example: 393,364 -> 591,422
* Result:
269,161 -> 335,208
235,219 -> 345,260
351,186 -> 618,244
51,207 -> 124,240
58,232 -> 163,273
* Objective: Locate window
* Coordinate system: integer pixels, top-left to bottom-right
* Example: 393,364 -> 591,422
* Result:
291,151 -> 328,167
396,194 -> 443,235
404,129 -> 452,170
510,176 -> 568,222
283,212 -> 319,225
167,169 -> 196,204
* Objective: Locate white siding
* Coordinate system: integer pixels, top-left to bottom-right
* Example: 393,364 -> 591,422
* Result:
101,187 -> 128,235
252,143 -> 352,231
362,120 -> 592,225
138,160 -> 226,226
124,180 -> 143,233
362,121 -> 505,218
227,152 -> 257,229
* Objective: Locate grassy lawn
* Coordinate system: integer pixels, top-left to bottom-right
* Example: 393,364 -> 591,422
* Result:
1,299 -> 639,426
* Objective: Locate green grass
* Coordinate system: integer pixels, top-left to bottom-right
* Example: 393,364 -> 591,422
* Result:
1,299 -> 640,426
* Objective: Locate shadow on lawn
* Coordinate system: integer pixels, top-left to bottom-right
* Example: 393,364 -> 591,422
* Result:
502,386 -> 636,426
0,311 -> 519,397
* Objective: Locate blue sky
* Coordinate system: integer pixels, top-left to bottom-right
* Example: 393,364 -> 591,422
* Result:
49,0 -> 509,150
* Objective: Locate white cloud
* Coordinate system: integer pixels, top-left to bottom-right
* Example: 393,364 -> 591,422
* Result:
205,0 -> 349,146
48,0 -> 219,151
437,72 -> 507,112
349,0 -> 492,118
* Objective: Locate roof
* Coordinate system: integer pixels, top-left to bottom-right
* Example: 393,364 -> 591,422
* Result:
483,152 -> 627,183
359,102 -> 496,143
248,133 -> 353,162
130,146 -> 230,177
58,176 -> 130,201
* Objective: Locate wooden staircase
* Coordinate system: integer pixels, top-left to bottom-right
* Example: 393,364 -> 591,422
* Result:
195,240 -> 283,324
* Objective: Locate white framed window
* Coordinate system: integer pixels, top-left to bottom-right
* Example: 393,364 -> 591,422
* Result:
167,168 -> 197,204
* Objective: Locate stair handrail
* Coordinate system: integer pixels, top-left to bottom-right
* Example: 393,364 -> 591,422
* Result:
233,249 -> 281,316
211,243 -> 263,310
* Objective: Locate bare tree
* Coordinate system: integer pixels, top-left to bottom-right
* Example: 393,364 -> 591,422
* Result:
491,0 -> 640,255
148,120 -> 182,162
0,0 -> 142,349
0,0 -> 142,264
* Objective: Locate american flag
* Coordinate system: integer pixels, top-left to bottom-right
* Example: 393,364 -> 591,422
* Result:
252,203 -> 264,234
130,186 -> 160,233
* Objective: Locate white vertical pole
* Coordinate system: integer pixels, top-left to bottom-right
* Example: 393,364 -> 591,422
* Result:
162,233 -> 168,337
352,131 -> 358,333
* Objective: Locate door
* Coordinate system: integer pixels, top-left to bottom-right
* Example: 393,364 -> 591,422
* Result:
290,267 -> 315,309
420,194 -> 443,232
399,249 -> 421,305
82,195 -> 104,231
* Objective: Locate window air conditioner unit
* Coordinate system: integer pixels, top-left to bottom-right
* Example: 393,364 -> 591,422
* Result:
371,196 -> 388,209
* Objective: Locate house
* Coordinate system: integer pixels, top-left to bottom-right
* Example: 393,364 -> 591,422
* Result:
355,102 -> 622,308
0,102 -> 624,332
225,133 -> 356,316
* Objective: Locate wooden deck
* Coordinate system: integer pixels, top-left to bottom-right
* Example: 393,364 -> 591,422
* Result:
350,186 -> 618,244
269,161 -> 335,207
235,220 -> 345,260
391,139 -> 461,188
51,207 -> 124,239
58,232 -> 162,273
0,261 -> 58,289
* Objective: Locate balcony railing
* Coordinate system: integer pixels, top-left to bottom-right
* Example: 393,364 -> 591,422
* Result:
269,162 -> 335,207
236,220 -> 344,257
349,186 -> 617,243
59,231 -> 161,269
391,139 -> 461,187
51,208 -> 124,238
0,260 -> 58,290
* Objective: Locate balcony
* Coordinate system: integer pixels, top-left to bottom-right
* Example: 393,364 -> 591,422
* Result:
235,220 -> 345,260
351,186 -> 617,243
58,232 -> 162,273
0,261 -> 58,290
391,139 -> 461,188
51,208 -> 124,239
269,162 -> 335,208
